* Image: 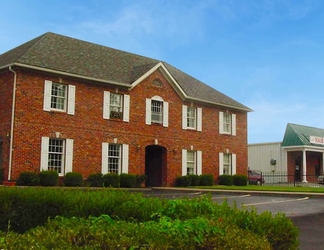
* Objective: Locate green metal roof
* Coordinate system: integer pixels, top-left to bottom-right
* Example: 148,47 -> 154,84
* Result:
282,123 -> 324,147
0,32 -> 252,112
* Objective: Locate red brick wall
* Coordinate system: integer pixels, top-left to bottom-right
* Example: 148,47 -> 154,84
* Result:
5,67 -> 248,185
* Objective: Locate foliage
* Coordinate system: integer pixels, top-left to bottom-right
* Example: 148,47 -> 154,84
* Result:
199,174 -> 214,186
64,172 -> 83,187
136,174 -> 147,187
0,167 -> 3,184
39,170 -> 59,186
102,173 -> 119,188
188,174 -> 200,186
233,174 -> 248,186
218,174 -> 233,186
86,173 -> 103,187
120,173 -> 137,188
16,172 -> 40,186
0,187 -> 299,249
175,176 -> 191,187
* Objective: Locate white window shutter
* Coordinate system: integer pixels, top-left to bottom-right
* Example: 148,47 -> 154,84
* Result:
40,137 -> 49,171
123,95 -> 130,122
145,98 -> 151,125
219,112 -> 223,134
232,114 -> 236,136
43,80 -> 52,111
67,85 -> 76,115
163,101 -> 169,127
182,105 -> 187,129
102,143 -> 109,174
103,91 -> 110,119
65,139 -> 74,174
122,144 -> 129,174
219,152 -> 224,175
182,149 -> 187,176
197,108 -> 202,131
232,154 -> 236,175
197,151 -> 202,175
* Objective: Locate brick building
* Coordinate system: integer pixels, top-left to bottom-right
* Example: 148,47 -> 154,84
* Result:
0,32 -> 251,186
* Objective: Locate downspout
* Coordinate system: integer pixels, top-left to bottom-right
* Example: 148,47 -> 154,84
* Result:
8,66 -> 17,180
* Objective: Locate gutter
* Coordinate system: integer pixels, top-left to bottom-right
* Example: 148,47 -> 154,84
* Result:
8,66 -> 17,180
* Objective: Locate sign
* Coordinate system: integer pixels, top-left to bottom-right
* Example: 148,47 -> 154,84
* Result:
309,136 -> 324,145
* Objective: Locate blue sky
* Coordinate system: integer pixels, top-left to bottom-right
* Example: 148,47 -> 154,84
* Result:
1,0 -> 324,144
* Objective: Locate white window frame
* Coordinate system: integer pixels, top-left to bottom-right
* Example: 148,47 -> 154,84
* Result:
43,80 -> 75,115
146,96 -> 168,127
219,152 -> 236,175
219,112 -> 236,135
182,149 -> 202,176
182,105 -> 202,131
102,143 -> 129,174
103,91 -> 130,122
40,137 -> 73,176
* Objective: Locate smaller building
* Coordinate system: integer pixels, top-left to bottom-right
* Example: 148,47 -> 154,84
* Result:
248,123 -> 324,183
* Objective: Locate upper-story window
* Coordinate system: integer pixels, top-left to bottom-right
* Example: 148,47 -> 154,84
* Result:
219,112 -> 236,135
182,149 -> 202,176
219,152 -> 236,175
103,91 -> 130,122
43,80 -> 75,115
40,137 -> 74,176
146,96 -> 169,127
182,105 -> 202,131
102,142 -> 129,174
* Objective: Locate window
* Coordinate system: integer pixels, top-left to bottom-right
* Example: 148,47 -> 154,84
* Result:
219,152 -> 236,176
40,137 -> 74,176
146,97 -> 169,127
151,100 -> 163,124
182,105 -> 202,131
102,143 -> 129,174
219,112 -> 236,135
43,80 -> 75,115
182,149 -> 202,176
103,91 -> 130,122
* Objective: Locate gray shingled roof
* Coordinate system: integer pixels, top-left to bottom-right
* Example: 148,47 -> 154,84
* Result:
282,123 -> 324,147
0,32 -> 251,111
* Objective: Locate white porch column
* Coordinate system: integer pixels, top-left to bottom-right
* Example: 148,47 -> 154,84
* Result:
302,149 -> 307,182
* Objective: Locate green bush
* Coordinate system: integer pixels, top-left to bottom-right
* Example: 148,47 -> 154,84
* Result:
136,174 -> 147,187
120,174 -> 137,188
39,170 -> 59,186
199,174 -> 214,186
63,172 -> 83,187
188,174 -> 200,186
233,174 -> 248,186
218,174 -> 233,186
16,171 -> 40,186
87,173 -> 103,187
103,173 -> 119,188
175,176 -> 191,187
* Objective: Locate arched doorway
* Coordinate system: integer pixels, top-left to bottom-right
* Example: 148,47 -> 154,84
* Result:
145,145 -> 166,187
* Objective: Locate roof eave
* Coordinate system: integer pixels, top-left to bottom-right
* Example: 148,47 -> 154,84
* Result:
1,63 -> 131,88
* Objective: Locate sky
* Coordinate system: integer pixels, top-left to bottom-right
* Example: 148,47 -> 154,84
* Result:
1,0 -> 324,144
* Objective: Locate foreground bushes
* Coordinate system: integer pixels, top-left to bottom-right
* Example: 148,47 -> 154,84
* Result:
0,187 -> 299,249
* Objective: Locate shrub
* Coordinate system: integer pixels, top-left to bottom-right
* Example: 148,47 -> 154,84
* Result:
199,174 -> 214,186
39,170 -> 59,186
233,174 -> 248,186
16,171 -> 40,186
218,174 -> 233,186
63,172 -> 83,187
136,174 -> 147,187
87,173 -> 103,187
188,174 -> 200,186
175,176 -> 191,187
103,173 -> 119,188
120,174 -> 137,188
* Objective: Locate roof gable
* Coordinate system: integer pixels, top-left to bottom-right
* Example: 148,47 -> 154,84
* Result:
282,123 -> 324,147
0,32 -> 251,111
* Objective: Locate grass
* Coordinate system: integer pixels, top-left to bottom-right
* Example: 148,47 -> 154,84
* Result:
191,184 -> 324,193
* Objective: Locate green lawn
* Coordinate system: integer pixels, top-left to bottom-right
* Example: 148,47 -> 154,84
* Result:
193,185 -> 324,193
